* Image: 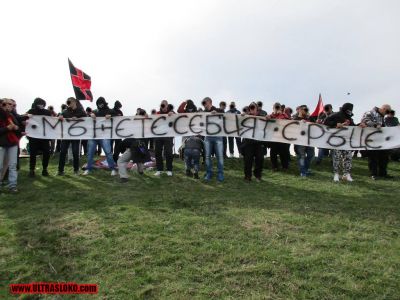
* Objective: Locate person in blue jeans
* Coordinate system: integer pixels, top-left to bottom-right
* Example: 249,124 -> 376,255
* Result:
201,97 -> 224,182
294,145 -> 315,177
293,105 -> 315,177
83,97 -> 117,176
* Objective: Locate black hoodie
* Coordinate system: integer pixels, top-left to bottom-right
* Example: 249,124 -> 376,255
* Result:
27,98 -> 52,116
324,103 -> 355,128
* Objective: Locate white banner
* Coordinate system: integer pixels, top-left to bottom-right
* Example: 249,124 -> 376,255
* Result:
25,114 -> 400,150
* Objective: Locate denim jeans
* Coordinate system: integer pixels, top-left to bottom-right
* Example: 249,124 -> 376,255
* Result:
86,139 -> 115,171
184,148 -> 201,172
0,145 -> 18,188
204,136 -> 224,180
294,145 -> 314,175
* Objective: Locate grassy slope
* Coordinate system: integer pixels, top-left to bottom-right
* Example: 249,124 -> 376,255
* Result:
0,157 -> 399,299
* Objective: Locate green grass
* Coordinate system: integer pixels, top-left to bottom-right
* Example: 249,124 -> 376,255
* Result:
0,156 -> 400,299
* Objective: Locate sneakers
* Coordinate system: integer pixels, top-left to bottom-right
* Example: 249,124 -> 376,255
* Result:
57,171 -> 65,176
342,174 -> 353,182
111,170 -> 118,176
166,171 -> 173,177
154,171 -> 162,176
42,170 -> 49,177
82,170 -> 90,176
120,178 -> 129,183
9,187 -> 18,193
333,173 -> 340,182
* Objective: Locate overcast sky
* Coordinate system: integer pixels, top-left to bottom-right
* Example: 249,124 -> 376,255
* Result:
1,0 -> 399,120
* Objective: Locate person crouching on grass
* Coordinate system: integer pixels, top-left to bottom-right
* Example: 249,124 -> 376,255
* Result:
324,103 -> 356,182
177,99 -> 203,179
118,109 -> 151,183
240,102 -> 265,182
0,98 -> 21,193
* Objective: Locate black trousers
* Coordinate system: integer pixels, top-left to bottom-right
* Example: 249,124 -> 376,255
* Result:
228,137 -> 242,155
243,142 -> 264,179
270,142 -> 290,169
58,140 -> 80,172
222,137 -> 227,157
81,140 -> 88,155
368,150 -> 389,176
112,139 -> 123,163
29,138 -> 50,171
155,137 -> 174,171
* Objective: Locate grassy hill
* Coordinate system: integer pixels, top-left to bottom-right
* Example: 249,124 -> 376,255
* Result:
1,156 -> 400,299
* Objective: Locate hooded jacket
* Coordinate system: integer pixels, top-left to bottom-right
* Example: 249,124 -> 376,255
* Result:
27,98 -> 52,116
324,103 -> 355,128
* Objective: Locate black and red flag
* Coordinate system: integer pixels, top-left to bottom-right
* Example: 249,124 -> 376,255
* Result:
68,58 -> 93,101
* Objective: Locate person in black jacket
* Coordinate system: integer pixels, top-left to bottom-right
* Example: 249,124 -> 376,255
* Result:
27,98 -> 52,177
241,102 -> 265,182
83,97 -> 117,176
324,103 -> 355,182
0,98 -> 21,192
57,97 -> 87,175
154,100 -> 175,177
112,100 -> 123,163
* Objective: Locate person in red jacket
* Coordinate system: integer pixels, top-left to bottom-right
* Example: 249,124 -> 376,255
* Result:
0,98 -> 21,193
269,102 -> 290,171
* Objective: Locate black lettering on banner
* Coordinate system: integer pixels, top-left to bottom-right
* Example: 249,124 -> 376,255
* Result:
349,127 -> 365,149
151,116 -> 167,136
67,119 -> 87,137
240,116 -> 257,138
133,117 -> 153,138
326,127 -> 348,147
364,130 -> 383,149
206,114 -> 222,135
223,114 -> 241,135
43,117 -> 63,139
189,114 -> 203,134
115,118 -> 134,138
282,121 -> 299,141
262,119 -> 275,138
307,123 -> 326,145
93,118 -> 114,138
173,115 -> 189,134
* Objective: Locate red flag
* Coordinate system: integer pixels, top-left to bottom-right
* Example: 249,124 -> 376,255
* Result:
68,59 -> 93,101
310,93 -> 324,118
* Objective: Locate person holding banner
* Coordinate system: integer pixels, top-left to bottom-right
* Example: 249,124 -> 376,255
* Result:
154,100 -> 175,176
0,98 -> 21,193
293,105 -> 315,177
226,102 -> 242,157
324,103 -> 355,182
57,98 -> 86,175
360,104 -> 393,179
241,102 -> 265,182
202,97 -> 224,182
83,97 -> 117,176
269,102 -> 290,171
27,98 -> 52,177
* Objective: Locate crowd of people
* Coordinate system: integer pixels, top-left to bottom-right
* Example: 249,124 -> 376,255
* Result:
0,96 -> 398,192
